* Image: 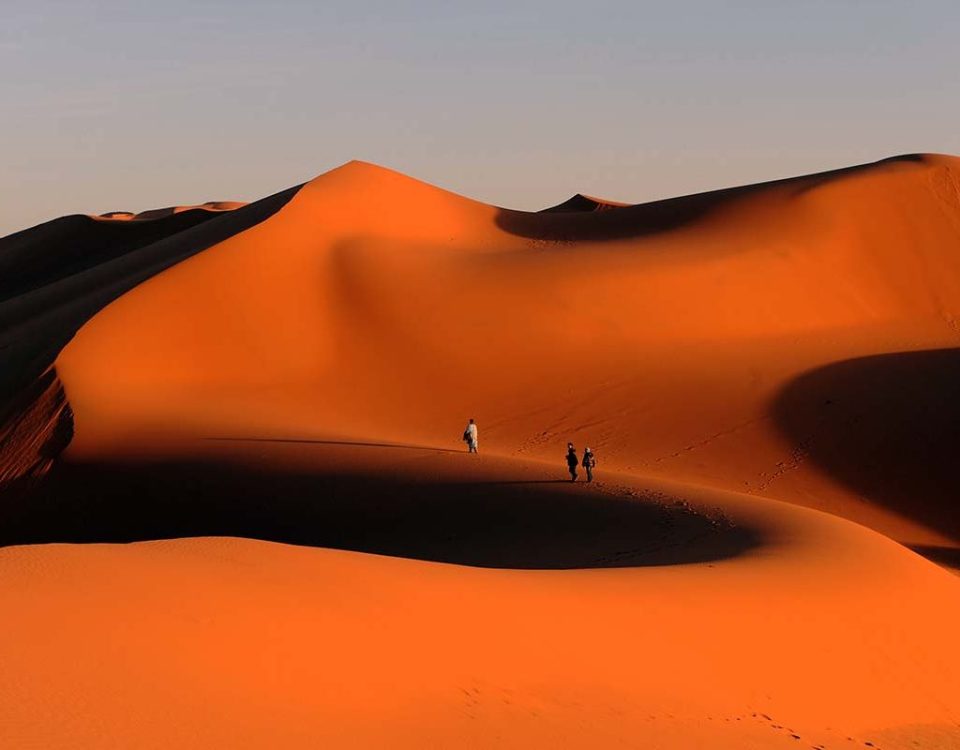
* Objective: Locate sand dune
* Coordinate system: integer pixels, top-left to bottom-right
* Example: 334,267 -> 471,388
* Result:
2,445 -> 959,748
0,189 -> 298,483
58,154 -> 960,546
2,155 -> 960,747
97,200 -> 247,221
539,193 -> 631,212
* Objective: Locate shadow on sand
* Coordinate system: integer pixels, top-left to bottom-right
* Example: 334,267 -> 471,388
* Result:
0,458 -> 761,570
496,154 -> 925,243
908,545 -> 960,570
773,347 -> 960,543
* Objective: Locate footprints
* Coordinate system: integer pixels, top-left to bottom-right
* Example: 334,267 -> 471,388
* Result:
527,237 -> 575,251
459,685 -> 483,719
585,484 -> 741,566
454,692 -> 885,748
753,442 -> 810,492
746,711 -> 883,749
515,429 -> 555,455
598,483 -> 735,531
644,417 -> 765,466
457,683 -> 538,722
749,712 -> 805,743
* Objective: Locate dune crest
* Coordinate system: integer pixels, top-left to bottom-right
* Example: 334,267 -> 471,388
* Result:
96,200 -> 247,221
540,193 -> 632,212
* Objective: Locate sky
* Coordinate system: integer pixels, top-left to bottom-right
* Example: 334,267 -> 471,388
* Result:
2,0 -> 959,234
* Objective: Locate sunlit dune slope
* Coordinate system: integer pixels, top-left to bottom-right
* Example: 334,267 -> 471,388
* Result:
58,154 -> 960,547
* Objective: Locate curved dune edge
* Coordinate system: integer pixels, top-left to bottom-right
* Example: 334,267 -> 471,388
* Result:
2,154 -> 960,747
0,187 -> 301,485
1,436 -> 762,569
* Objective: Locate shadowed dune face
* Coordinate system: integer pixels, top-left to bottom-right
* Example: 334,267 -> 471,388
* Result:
538,194 -> 631,213
0,454 -> 760,569
774,348 -> 960,542
498,153 -> 929,242
115,201 -> 248,221
0,187 -> 300,484
0,210 -> 223,302
0,371 -> 72,484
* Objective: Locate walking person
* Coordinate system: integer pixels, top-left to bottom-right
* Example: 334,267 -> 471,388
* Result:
582,447 -> 596,483
463,419 -> 478,453
566,442 -> 579,481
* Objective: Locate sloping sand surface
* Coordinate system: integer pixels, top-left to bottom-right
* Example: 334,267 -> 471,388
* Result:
2,155 -> 960,747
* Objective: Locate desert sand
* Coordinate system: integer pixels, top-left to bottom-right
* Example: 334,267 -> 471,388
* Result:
1,154 -> 959,748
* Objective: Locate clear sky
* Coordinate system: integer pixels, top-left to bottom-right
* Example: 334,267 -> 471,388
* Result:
2,0 -> 958,234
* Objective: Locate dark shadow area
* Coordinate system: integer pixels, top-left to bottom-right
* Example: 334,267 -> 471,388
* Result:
0,210 -> 223,303
908,545 -> 960,572
773,348 -> 960,543
0,459 -> 762,570
0,370 -> 73,483
497,154 -> 926,243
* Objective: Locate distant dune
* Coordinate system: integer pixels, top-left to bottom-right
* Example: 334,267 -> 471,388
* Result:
97,200 -> 247,222
1,155 -> 960,748
539,193 -> 631,212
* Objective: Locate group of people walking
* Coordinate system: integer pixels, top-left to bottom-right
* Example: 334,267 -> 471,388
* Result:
566,442 -> 596,483
462,419 -> 597,482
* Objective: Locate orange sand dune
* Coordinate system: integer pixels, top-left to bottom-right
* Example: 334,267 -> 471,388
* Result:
0,189 -> 298,481
59,154 -> 960,547
2,447 -> 959,748
2,154 -> 960,747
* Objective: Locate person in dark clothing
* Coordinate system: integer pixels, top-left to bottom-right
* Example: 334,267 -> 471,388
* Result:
582,447 -> 596,482
566,442 -> 579,481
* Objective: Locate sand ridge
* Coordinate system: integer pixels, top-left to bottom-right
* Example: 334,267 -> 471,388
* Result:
96,200 -> 248,221
539,193 -> 633,212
